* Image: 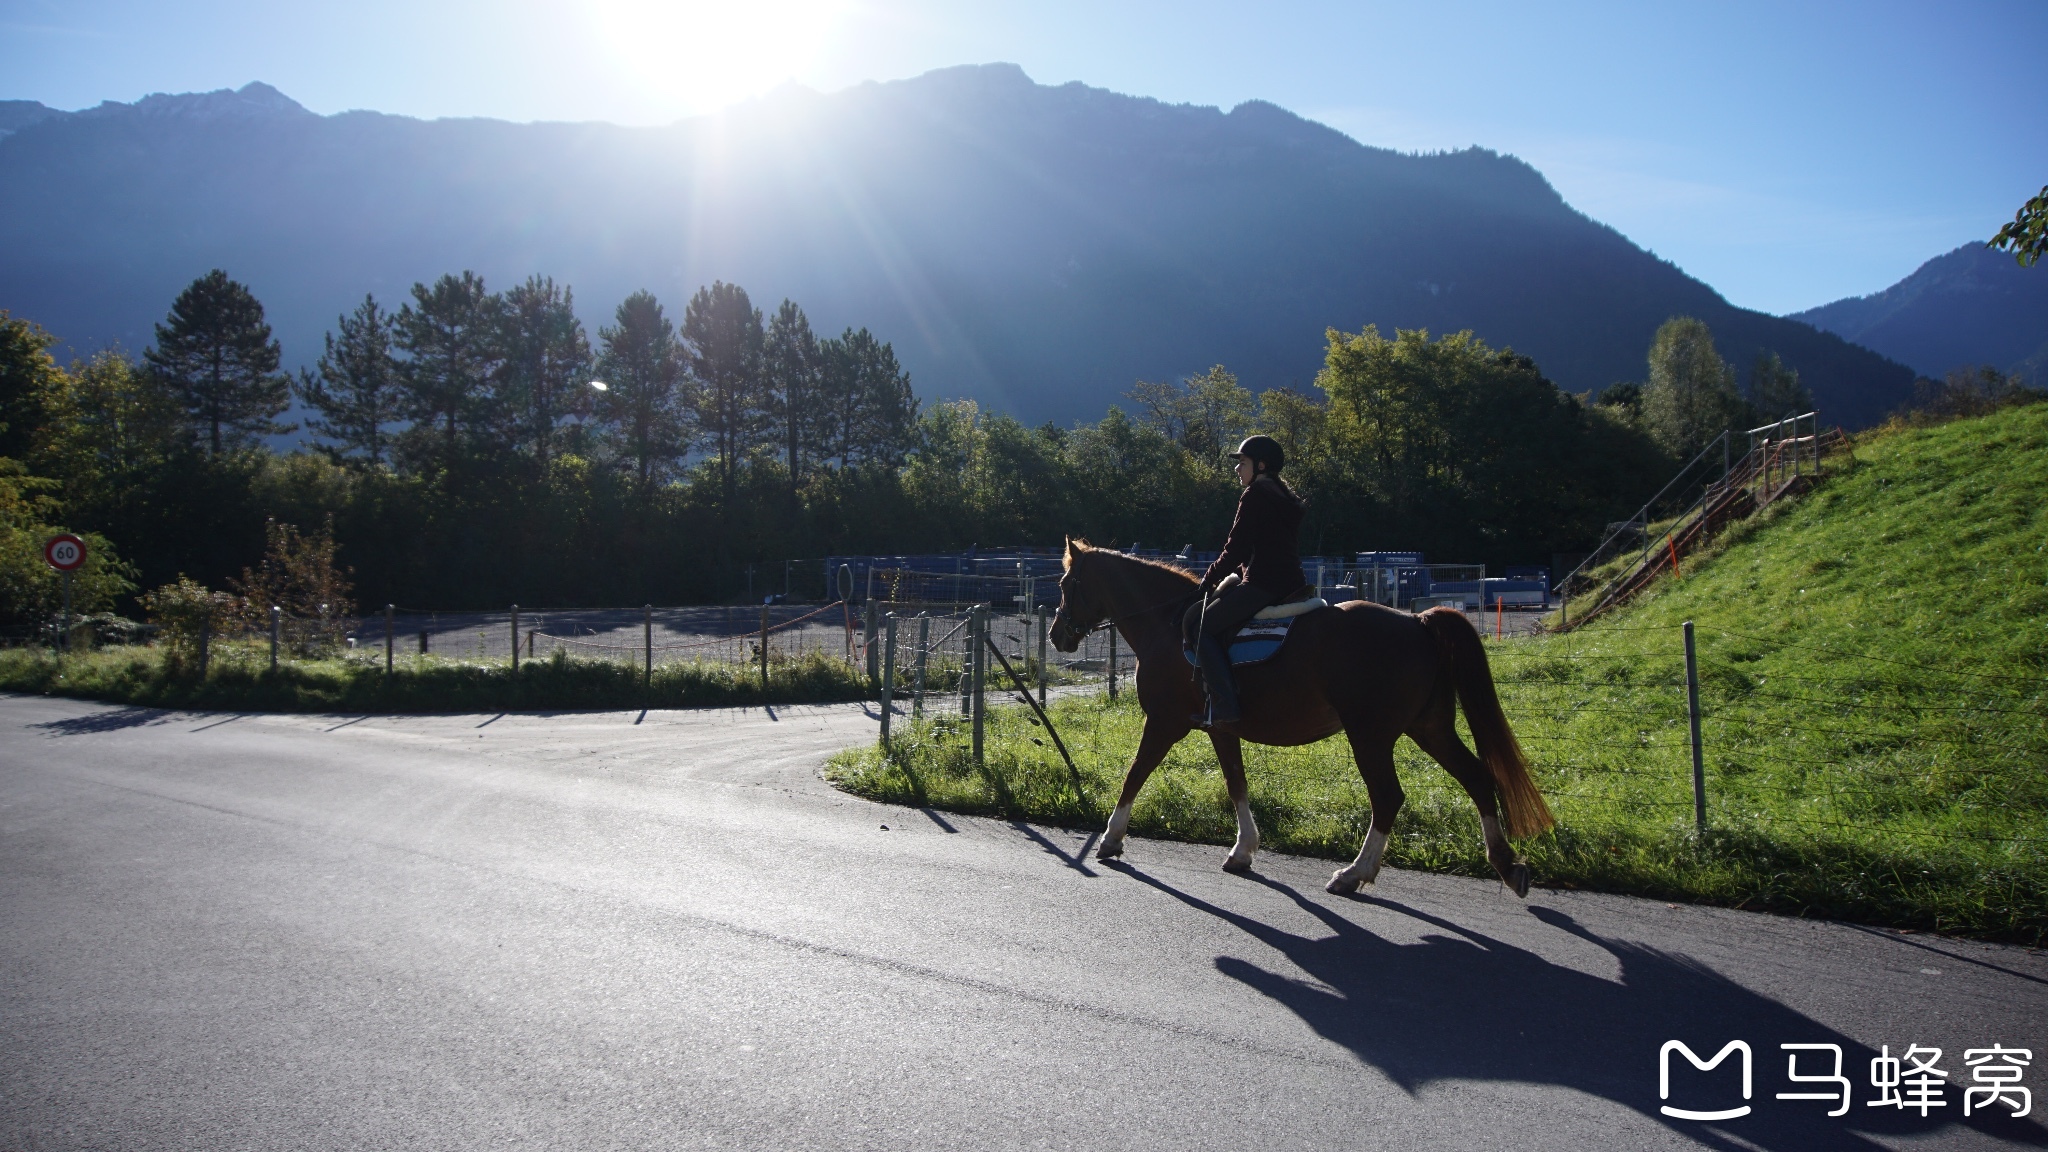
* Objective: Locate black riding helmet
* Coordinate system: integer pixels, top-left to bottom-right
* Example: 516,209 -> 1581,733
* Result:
1228,435 -> 1284,476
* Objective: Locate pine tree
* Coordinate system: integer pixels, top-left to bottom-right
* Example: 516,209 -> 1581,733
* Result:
497,276 -> 591,470
142,270 -> 292,454
297,295 -> 401,466
681,281 -> 765,509
817,328 -> 918,469
594,290 -> 689,499
764,299 -> 820,492
394,272 -> 502,471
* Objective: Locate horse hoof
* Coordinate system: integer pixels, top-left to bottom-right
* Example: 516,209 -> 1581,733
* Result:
1222,855 -> 1253,874
1326,872 -> 1361,895
1507,863 -> 1531,899
1096,842 -> 1124,861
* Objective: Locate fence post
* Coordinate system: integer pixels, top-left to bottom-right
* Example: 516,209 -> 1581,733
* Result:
1684,620 -> 1706,836
1107,626 -> 1119,701
970,605 -> 986,769
644,604 -> 654,690
384,604 -> 394,674
912,614 -> 930,718
879,615 -> 898,745
268,605 -> 281,671
510,604 -> 520,672
758,604 -> 770,692
1036,608 -> 1049,706
864,599 -> 879,684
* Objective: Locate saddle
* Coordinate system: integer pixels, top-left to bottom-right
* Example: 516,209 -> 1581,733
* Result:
1187,579 -> 1329,667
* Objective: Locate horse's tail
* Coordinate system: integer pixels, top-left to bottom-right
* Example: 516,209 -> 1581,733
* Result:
1418,607 -> 1555,839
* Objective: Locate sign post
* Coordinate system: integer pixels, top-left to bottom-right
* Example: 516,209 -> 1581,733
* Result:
43,534 -> 86,652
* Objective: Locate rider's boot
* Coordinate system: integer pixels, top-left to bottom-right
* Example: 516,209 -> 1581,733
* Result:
1194,635 -> 1242,726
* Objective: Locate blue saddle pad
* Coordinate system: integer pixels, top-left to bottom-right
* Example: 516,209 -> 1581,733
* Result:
1184,615 -> 1299,668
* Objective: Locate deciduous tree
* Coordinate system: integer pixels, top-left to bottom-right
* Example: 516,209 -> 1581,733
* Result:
1641,316 -> 1746,457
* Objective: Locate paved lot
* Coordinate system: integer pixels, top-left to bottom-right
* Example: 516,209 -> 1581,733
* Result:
1,694 -> 2043,1151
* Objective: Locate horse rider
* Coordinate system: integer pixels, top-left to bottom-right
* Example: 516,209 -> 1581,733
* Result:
1185,435 -> 1307,725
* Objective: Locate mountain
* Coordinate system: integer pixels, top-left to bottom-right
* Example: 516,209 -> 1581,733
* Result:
0,68 -> 1915,428
1789,242 -> 2048,383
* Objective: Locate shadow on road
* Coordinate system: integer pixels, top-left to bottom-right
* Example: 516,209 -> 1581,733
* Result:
31,706 -> 172,736
1111,863 -> 2046,1151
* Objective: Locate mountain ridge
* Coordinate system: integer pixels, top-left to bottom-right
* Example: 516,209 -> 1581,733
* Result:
1788,242 -> 2048,382
0,66 -> 1917,427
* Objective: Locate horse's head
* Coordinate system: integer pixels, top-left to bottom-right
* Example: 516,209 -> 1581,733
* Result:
1050,537 -> 1106,652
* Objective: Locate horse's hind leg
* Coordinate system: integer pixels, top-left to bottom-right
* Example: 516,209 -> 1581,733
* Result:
1407,693 -> 1528,897
1211,731 -> 1259,873
1327,728 -> 1403,895
1098,717 -> 1187,861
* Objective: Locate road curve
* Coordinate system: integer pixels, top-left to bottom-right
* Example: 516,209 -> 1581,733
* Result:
1,695 -> 2042,1151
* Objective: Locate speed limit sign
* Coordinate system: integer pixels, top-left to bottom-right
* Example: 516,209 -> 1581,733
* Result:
44,534 -> 86,572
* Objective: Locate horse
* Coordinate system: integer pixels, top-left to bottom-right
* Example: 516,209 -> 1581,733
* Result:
1048,538 -> 1554,896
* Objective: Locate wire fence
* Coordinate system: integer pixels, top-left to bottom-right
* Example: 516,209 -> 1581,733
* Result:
1468,621 -> 2048,855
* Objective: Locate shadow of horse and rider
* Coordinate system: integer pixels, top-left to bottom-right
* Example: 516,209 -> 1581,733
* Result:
1047,539 -> 2040,1148
1108,862 -> 2044,1150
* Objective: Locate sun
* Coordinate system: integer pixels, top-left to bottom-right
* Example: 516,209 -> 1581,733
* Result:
589,0 -> 848,115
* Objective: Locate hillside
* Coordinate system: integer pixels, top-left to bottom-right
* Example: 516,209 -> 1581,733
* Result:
1790,242 -> 2048,382
0,68 -> 1914,428
834,400 -> 2048,938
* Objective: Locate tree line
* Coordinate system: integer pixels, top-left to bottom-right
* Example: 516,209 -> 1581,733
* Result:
8,266 -> 1968,626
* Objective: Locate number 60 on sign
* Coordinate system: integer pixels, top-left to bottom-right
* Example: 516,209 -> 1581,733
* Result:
44,533 -> 86,572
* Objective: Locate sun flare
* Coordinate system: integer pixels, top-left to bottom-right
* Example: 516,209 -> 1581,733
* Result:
589,0 -> 847,114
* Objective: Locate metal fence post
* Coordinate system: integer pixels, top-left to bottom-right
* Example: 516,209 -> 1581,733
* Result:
758,603 -> 770,692
970,605 -> 986,769
510,604 -> 520,672
1036,608 -> 1049,706
1684,620 -> 1705,836
1107,626 -> 1119,701
384,604 -> 394,674
268,605 -> 281,671
864,599 -> 879,684
879,615 -> 898,745
912,614 -> 930,718
644,604 -> 654,690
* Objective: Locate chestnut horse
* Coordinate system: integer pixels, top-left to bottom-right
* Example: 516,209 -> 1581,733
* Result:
1048,538 -> 1554,895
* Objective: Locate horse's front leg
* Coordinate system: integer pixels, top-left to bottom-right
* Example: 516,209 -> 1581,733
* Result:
1211,731 -> 1259,873
1098,717 -> 1187,860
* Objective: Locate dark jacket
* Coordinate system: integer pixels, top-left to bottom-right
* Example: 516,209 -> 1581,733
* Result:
1202,476 -> 1306,596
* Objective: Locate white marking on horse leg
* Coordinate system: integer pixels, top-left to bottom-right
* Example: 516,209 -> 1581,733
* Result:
1098,802 -> 1133,859
1333,826 -> 1389,888
1224,798 -> 1259,870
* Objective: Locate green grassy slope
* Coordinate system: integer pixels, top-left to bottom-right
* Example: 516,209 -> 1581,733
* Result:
831,402 -> 2048,940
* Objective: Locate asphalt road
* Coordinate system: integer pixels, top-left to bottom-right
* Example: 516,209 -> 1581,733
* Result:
1,695 -> 2043,1151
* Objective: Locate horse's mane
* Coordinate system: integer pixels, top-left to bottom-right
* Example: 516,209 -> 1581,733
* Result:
1066,538 -> 1199,586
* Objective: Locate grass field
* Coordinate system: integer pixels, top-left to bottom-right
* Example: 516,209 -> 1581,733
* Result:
0,644 -> 871,713
830,402 -> 2048,942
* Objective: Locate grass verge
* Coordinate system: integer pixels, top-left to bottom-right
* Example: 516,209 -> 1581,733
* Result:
0,644 -> 872,712
832,404 -> 2048,942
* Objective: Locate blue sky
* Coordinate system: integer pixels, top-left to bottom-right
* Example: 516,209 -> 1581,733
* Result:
4,0 -> 2042,315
